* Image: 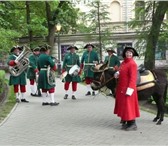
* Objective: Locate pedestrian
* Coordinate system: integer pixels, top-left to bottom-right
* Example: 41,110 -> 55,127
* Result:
81,43 -> 99,96
62,45 -> 81,100
37,44 -> 59,106
114,46 -> 140,131
104,47 -> 120,96
7,46 -> 29,103
104,47 -> 120,70
27,46 -> 41,97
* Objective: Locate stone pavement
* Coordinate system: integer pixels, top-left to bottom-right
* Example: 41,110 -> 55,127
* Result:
0,78 -> 168,145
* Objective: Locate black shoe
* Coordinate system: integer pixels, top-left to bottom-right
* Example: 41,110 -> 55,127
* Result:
85,91 -> 91,96
92,91 -> 95,96
21,99 -> 29,103
42,102 -> 50,106
16,98 -> 20,103
72,95 -> 76,100
31,93 -> 41,97
64,94 -> 68,99
107,93 -> 113,96
125,124 -> 137,131
50,102 -> 59,106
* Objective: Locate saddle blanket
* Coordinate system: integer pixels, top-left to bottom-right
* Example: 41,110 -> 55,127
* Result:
137,70 -> 155,91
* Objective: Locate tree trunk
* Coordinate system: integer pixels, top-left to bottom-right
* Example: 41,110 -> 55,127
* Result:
25,1 -> 33,47
45,1 -> 55,55
144,2 -> 168,69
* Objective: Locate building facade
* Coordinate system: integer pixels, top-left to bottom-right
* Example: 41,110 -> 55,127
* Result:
54,0 -> 168,68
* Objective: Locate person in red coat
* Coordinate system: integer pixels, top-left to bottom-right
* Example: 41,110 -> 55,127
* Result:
114,46 -> 140,131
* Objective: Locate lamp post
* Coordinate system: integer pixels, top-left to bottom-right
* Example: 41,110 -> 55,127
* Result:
55,23 -> 62,76
55,23 -> 62,62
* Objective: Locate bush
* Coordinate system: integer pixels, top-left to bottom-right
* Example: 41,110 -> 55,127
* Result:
0,71 -> 15,123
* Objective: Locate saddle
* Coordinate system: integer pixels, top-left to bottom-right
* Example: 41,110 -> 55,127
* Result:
137,64 -> 156,91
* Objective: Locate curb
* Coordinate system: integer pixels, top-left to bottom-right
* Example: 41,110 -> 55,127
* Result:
0,103 -> 18,127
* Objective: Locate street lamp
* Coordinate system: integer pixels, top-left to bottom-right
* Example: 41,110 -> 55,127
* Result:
55,23 -> 62,62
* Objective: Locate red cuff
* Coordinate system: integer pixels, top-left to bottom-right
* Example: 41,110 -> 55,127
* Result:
8,60 -> 16,66
34,68 -> 39,73
52,65 -> 57,71
114,66 -> 119,71
62,69 -> 66,73
80,64 -> 84,69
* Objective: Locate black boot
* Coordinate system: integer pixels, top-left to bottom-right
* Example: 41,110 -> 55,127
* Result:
92,91 -> 95,96
64,94 -> 68,99
120,120 -> 127,129
125,120 -> 137,131
72,95 -> 76,100
85,91 -> 91,96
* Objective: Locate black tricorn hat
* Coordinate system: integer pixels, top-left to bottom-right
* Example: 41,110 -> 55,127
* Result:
67,45 -> 78,50
10,45 -> 23,53
122,46 -> 139,58
106,47 -> 116,53
33,47 -> 40,52
84,43 -> 95,49
39,44 -> 51,52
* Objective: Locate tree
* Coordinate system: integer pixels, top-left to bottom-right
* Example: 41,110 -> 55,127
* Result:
77,1 -> 114,61
144,1 -> 168,69
129,1 -> 168,69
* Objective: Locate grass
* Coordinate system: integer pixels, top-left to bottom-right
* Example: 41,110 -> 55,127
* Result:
0,80 -> 15,124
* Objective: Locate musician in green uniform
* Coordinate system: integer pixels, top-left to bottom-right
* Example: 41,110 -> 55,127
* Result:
7,46 -> 29,103
81,43 -> 99,96
104,47 -> 120,70
37,44 -> 59,106
62,45 -> 81,100
27,47 -> 41,96
104,47 -> 120,96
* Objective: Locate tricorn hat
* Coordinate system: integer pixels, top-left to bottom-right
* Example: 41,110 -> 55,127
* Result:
67,45 -> 78,50
106,48 -> 116,53
10,45 -> 23,53
122,46 -> 139,58
84,43 -> 95,49
39,44 -> 51,52
33,47 -> 40,52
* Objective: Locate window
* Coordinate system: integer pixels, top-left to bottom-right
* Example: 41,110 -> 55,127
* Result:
110,1 -> 121,22
117,43 -> 132,60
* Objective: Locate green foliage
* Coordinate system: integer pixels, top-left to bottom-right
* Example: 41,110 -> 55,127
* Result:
0,28 -> 21,56
129,1 -> 168,60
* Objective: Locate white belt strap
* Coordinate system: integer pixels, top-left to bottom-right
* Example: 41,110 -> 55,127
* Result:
85,63 -> 94,65
41,68 -> 47,70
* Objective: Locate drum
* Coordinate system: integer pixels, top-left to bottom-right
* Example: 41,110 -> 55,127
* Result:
69,65 -> 80,76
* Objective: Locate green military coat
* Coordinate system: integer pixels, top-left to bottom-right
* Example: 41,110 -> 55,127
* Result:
7,54 -> 27,85
27,53 -> 39,80
62,52 -> 81,82
104,55 -> 120,68
81,50 -> 99,78
37,53 -> 56,89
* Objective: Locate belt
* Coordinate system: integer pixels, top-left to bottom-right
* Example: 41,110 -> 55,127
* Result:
85,63 -> 94,65
66,65 -> 74,67
40,68 -> 47,70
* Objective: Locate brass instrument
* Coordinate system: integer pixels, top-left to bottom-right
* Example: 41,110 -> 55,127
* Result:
9,46 -> 31,76
47,56 -> 57,86
47,65 -> 56,86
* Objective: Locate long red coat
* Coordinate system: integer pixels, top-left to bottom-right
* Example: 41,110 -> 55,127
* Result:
114,58 -> 140,121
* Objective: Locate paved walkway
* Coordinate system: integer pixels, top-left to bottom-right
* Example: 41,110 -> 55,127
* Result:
0,78 -> 168,145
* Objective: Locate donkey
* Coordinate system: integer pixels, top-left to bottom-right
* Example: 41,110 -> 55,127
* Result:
91,63 -> 167,125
